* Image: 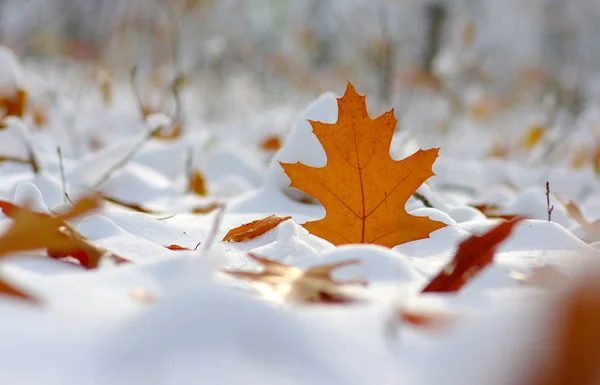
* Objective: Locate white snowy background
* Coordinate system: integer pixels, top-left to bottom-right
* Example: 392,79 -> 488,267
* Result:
0,1 -> 599,384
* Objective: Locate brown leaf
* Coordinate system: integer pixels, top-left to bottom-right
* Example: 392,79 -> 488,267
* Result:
512,265 -> 571,290
524,273 -> 600,385
0,196 -> 128,269
222,215 -> 292,242
422,218 -> 523,293
223,252 -> 366,304
164,242 -> 201,251
100,195 -> 162,214
0,88 -> 28,118
151,123 -> 182,140
191,203 -> 220,214
259,135 -> 282,151
280,82 -> 447,247
561,200 -> 600,243
188,171 -> 208,196
0,277 -> 38,303
472,204 -> 519,220
398,308 -> 461,330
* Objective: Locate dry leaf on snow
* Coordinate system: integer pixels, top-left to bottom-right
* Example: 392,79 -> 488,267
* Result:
223,252 -> 367,304
524,273 -> 600,385
0,196 -> 129,268
511,265 -> 571,290
398,308 -> 461,331
188,171 -> 208,196
281,82 -> 446,247
422,218 -> 523,293
222,215 -> 292,242
259,135 -> 282,151
561,200 -> 600,243
164,242 -> 201,251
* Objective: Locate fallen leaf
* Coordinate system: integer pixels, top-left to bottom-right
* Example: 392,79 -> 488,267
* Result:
164,242 -> 201,251
191,203 -> 220,214
259,135 -> 282,151
0,276 -> 37,303
525,273 -> 600,385
0,88 -> 28,118
101,195 -> 162,214
0,196 -> 128,268
222,252 -> 366,304
561,200 -> 600,243
522,124 -> 545,150
512,265 -> 571,290
151,123 -> 182,140
280,82 -> 447,247
223,215 -> 292,242
472,204 -> 519,220
422,218 -> 523,293
31,104 -> 48,127
398,308 -> 461,330
189,171 -> 208,196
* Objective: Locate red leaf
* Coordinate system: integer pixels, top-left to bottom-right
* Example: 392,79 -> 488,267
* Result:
422,218 -> 523,293
0,200 -> 18,217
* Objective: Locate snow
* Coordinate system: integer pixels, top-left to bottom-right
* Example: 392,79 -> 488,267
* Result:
0,43 -> 599,385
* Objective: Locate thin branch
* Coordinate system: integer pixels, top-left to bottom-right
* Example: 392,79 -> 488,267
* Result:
185,146 -> 193,193
130,65 -> 152,120
91,122 -> 168,189
56,146 -> 73,205
546,181 -> 554,222
202,204 -> 226,256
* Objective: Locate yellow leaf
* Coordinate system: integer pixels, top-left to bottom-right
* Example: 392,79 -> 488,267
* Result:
523,124 -> 545,149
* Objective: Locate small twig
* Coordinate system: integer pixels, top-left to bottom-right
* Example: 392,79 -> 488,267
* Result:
56,146 -> 73,205
92,122 -> 167,189
185,146 -> 194,193
156,213 -> 177,221
546,181 -> 554,222
202,204 -> 226,255
130,66 -> 149,120
100,194 -> 163,214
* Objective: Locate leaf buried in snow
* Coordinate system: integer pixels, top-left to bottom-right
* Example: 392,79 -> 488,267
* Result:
422,218 -> 523,293
164,242 -> 201,251
0,196 -> 129,269
512,265 -> 571,290
259,135 -> 282,151
223,253 -> 367,304
280,82 -> 446,247
188,171 -> 208,196
398,308 -> 461,330
561,200 -> 600,243
222,215 -> 292,242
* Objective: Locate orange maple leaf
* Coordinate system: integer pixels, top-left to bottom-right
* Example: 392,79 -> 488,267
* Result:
280,82 -> 447,247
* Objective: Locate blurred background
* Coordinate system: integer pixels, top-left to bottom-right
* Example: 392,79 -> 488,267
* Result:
3,0 -> 600,102
2,0 -> 600,170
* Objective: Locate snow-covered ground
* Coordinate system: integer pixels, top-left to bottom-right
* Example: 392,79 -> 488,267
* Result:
1,43 -> 600,385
